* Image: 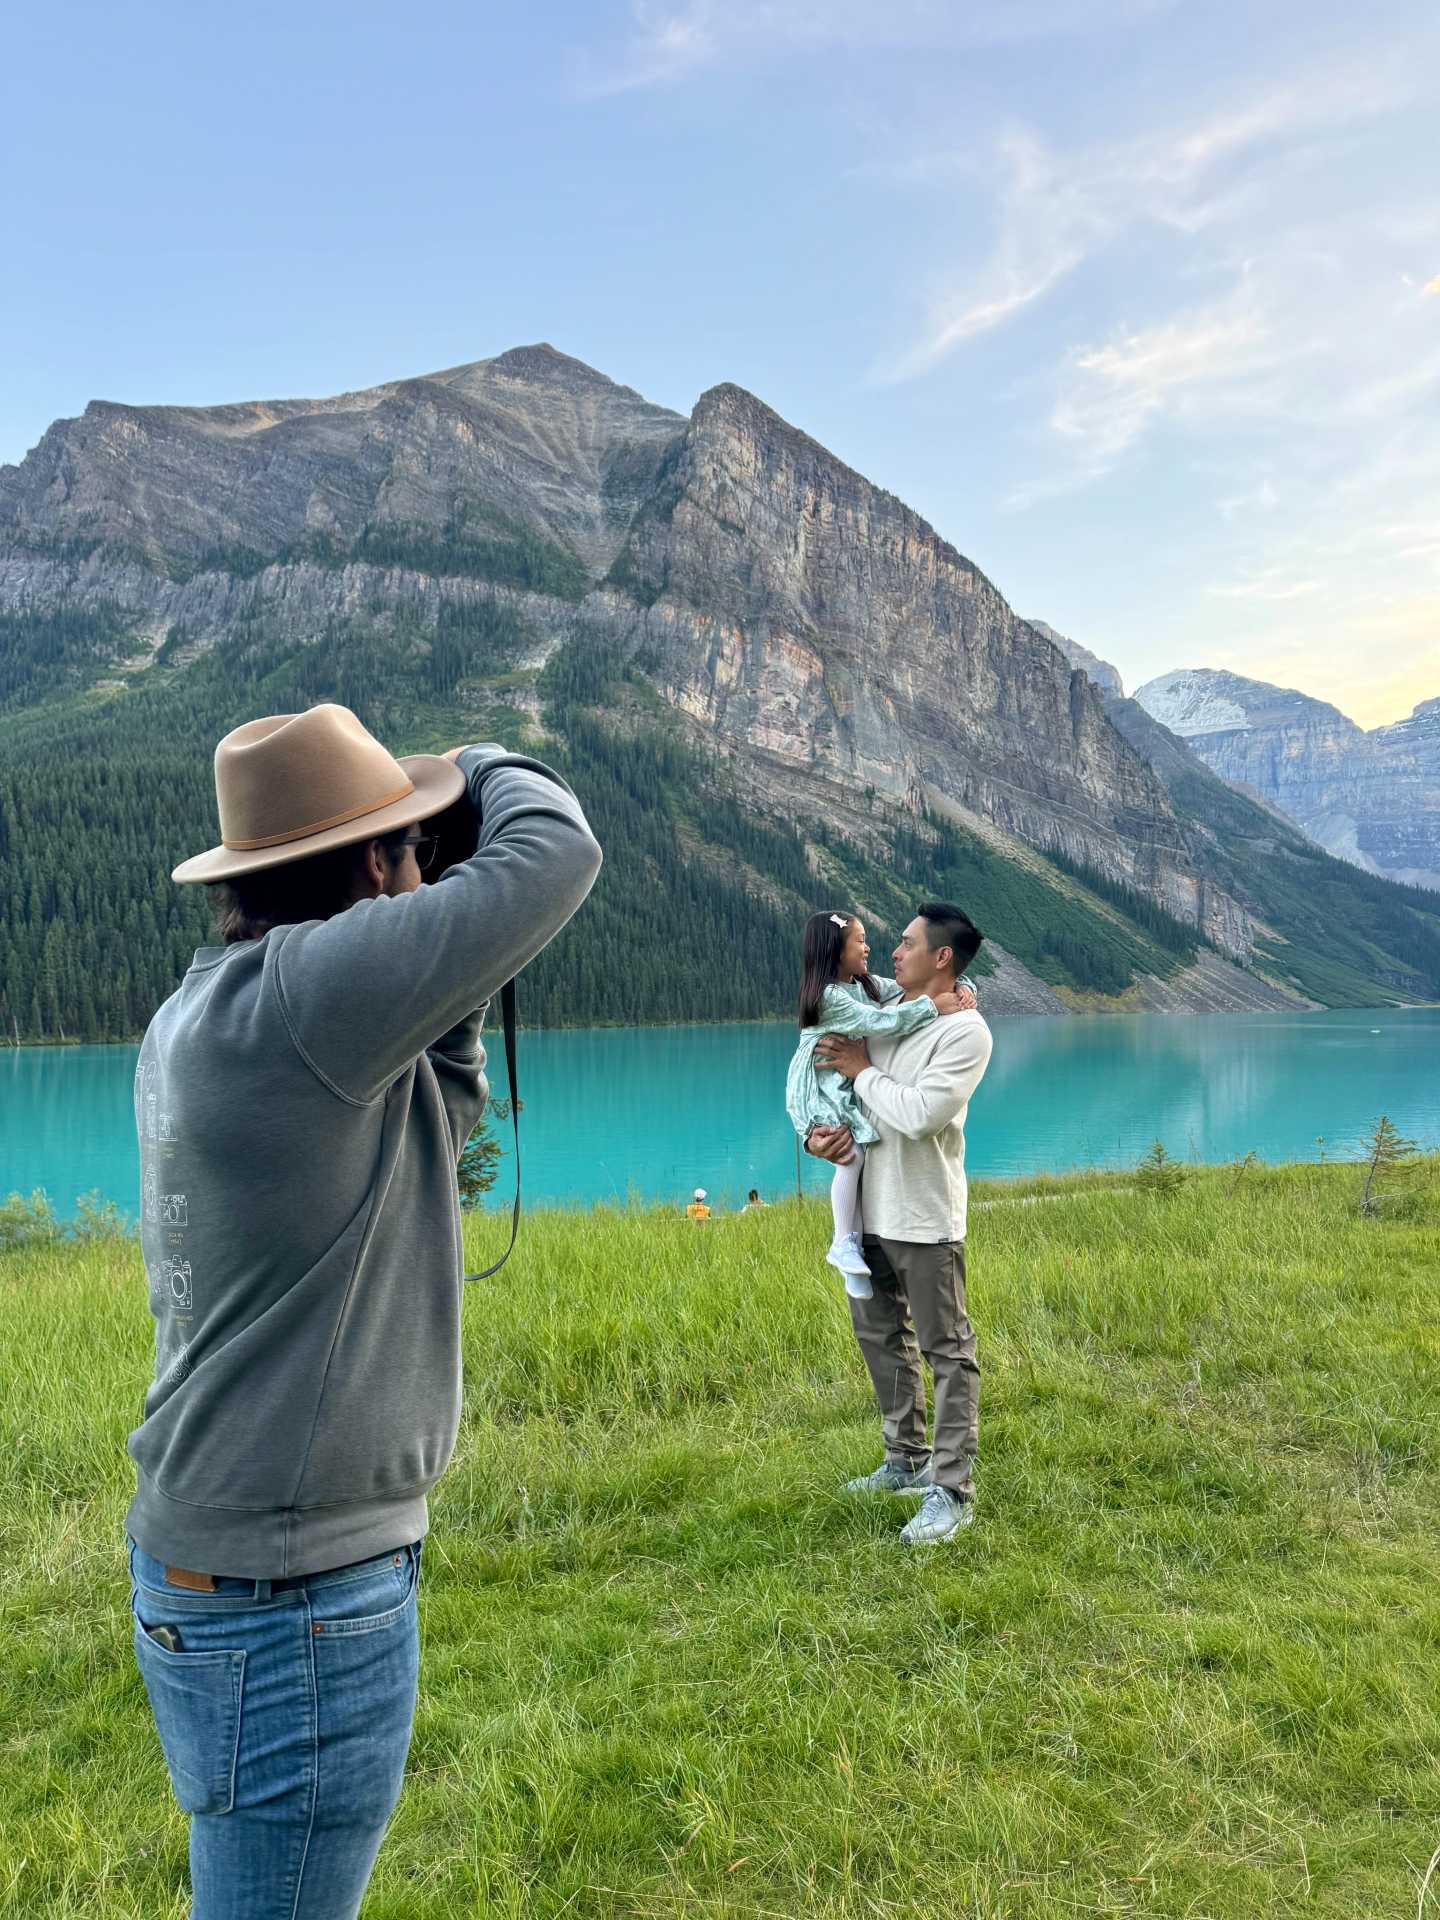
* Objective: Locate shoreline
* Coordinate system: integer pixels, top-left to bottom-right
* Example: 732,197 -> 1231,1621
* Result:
5,1157 -> 1414,1234
5,999 -> 1438,1053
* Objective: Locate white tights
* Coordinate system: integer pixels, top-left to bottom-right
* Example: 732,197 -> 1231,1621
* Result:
829,1143 -> 865,1243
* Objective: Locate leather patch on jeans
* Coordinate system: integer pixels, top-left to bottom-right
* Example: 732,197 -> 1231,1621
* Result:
165,1565 -> 219,1592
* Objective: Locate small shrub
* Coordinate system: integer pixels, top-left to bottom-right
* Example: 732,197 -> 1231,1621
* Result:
0,1190 -> 60,1251
458,1099 -> 516,1211
71,1191 -> 134,1239
1136,1140 -> 1188,1198
1227,1150 -> 1260,1196
1358,1114 -> 1419,1218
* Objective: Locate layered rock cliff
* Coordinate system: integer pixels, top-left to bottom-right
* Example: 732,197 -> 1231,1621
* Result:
594,382 -> 1265,959
1135,668 -> 1440,891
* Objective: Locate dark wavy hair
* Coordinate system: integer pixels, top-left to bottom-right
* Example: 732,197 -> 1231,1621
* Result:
206,828 -> 413,944
797,911 -> 882,1028
205,791 -> 478,944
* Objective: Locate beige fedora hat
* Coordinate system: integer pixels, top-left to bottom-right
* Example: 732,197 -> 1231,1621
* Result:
172,703 -> 467,884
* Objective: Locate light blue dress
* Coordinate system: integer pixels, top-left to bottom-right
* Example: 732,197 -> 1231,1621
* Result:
784,977 -> 939,1147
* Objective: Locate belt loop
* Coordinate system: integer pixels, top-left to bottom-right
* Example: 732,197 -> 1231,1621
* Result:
253,1578 -> 272,1601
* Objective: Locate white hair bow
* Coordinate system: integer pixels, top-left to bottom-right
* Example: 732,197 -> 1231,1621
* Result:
829,914 -> 848,928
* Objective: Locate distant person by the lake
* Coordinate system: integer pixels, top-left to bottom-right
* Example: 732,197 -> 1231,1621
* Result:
808,903 -> 990,1547
742,1188 -> 766,1211
786,911 -> 970,1298
685,1187 -> 712,1221
123,702 -> 600,1919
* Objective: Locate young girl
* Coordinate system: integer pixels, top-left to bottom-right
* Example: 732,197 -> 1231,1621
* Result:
785,911 -> 970,1300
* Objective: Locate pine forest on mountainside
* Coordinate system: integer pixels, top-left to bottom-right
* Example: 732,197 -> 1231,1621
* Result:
0,591 -> 1208,1043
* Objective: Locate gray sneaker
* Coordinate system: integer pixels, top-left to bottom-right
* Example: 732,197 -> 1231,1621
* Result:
899,1485 -> 975,1545
842,1460 -> 932,1496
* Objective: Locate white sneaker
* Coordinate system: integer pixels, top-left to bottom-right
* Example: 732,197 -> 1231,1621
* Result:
826,1233 -> 873,1300
899,1485 -> 975,1546
826,1232 -> 871,1277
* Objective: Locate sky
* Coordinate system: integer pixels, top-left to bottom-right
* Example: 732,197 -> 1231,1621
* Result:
2,0 -> 1436,727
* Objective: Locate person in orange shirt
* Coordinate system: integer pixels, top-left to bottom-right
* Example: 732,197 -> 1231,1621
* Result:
684,1187 -> 711,1222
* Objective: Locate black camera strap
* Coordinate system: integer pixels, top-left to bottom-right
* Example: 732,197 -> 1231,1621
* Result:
463,976 -> 519,1282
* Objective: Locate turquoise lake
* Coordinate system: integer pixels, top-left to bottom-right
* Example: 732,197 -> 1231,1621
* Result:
3,1009 -> 1439,1220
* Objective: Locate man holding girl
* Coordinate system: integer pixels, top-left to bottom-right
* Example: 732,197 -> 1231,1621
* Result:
801,903 -> 993,1546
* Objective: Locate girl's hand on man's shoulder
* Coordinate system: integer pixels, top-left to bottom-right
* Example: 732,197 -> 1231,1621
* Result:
933,984 -> 977,1016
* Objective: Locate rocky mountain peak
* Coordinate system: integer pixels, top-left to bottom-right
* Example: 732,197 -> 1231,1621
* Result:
1135,666 -> 1438,891
1026,620 -> 1124,698
1378,695 -> 1440,735
0,342 -> 687,574
492,341 -> 605,379
1135,667 -> 1362,742
688,381 -> 809,448
683,381 -> 990,600
690,380 -> 766,414
439,342 -> 663,407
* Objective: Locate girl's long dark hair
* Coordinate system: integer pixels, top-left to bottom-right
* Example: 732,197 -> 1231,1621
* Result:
798,912 -> 882,1027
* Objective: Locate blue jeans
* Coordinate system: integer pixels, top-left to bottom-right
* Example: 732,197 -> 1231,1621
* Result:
128,1538 -> 422,1919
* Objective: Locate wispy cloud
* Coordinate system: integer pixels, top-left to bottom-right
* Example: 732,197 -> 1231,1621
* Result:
1337,343 -> 1440,421
1206,574 -> 1323,602
1050,295 -> 1276,466
875,62 -> 1411,382
1217,478 -> 1279,521
1106,412 -> 1440,723
570,0 -> 1175,98
968,94 -> 1440,523
954,34 -> 1440,715
1000,286 -> 1284,509
570,1 -> 717,94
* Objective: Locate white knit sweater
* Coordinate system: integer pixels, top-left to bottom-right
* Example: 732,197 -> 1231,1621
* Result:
853,1010 -> 993,1242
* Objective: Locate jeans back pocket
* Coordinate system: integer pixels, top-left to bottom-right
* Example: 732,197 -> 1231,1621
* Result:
133,1622 -> 246,1815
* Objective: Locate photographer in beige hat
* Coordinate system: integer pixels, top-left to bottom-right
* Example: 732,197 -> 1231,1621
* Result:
124,702 -> 600,1920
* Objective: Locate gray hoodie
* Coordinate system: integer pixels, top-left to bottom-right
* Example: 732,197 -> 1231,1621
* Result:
125,744 -> 602,1576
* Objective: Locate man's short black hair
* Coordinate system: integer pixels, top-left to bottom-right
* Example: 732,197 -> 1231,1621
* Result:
916,901 -> 984,974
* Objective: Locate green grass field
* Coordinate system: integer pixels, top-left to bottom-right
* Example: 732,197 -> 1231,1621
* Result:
3,1164 -> 1440,1918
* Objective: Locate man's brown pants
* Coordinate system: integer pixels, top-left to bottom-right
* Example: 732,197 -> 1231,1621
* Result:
850,1236 -> 979,1497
